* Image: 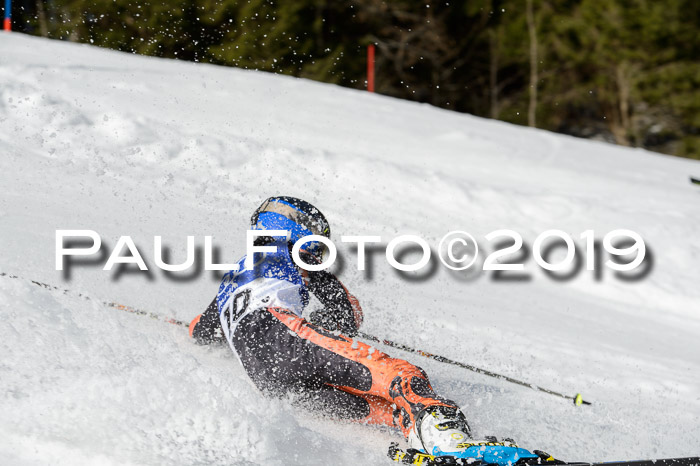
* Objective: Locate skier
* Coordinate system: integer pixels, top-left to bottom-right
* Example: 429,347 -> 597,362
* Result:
189,196 -> 539,464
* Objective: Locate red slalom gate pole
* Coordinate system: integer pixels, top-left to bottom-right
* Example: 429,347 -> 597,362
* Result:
3,0 -> 10,31
367,43 -> 375,92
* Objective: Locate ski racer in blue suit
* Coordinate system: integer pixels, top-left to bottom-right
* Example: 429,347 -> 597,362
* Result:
189,196 -> 541,465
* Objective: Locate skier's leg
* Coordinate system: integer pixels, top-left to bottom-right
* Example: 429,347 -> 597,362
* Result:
246,307 -> 457,437
250,310 -> 539,463
291,385 -> 395,428
291,384 -> 372,420
355,394 -> 396,427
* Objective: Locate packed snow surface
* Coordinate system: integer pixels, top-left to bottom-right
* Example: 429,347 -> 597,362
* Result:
1,34 -> 699,465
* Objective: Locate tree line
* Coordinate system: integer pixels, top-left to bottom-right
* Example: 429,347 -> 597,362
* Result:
8,0 -> 700,160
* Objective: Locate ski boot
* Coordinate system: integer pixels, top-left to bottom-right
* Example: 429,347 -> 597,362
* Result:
405,405 -> 541,466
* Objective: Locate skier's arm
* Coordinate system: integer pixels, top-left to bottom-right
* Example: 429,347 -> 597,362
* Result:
306,266 -> 363,337
189,297 -> 223,344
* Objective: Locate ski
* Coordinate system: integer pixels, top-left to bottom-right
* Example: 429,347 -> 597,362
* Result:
691,176 -> 700,185
388,443 -> 478,465
388,443 -> 700,466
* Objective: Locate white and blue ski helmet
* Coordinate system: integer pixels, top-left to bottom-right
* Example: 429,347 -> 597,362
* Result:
250,196 -> 331,259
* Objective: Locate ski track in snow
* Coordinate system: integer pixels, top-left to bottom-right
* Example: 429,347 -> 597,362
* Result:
1,34 -> 699,465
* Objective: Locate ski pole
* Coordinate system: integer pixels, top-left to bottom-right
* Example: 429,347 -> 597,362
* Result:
0,272 -> 190,328
1,272 -> 591,406
357,330 -> 592,406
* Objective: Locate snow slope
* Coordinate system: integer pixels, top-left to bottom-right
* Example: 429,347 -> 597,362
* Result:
1,33 -> 699,465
